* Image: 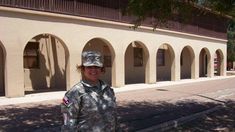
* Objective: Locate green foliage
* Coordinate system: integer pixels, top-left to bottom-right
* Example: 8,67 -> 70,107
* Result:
125,0 -> 235,63
227,20 -> 235,62
227,42 -> 235,61
200,0 -> 235,17
124,0 -> 198,29
124,0 -> 235,28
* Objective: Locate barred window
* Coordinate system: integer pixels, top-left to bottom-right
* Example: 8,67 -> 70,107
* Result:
24,42 -> 39,69
134,48 -> 143,67
104,55 -> 112,67
157,49 -> 165,66
103,46 -> 112,67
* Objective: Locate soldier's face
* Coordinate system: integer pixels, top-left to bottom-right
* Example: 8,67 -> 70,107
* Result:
84,66 -> 102,84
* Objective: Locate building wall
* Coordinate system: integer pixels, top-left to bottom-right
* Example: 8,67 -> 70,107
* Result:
199,48 -> 209,77
0,7 -> 227,97
181,47 -> 193,79
157,51 -> 171,81
24,35 -> 67,91
0,45 -> 4,94
125,44 -> 145,84
157,46 -> 172,81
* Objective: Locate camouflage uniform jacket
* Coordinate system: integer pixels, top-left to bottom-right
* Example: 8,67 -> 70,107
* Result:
61,80 -> 118,132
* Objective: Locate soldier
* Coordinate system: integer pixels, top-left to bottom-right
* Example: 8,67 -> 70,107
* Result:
61,51 -> 118,132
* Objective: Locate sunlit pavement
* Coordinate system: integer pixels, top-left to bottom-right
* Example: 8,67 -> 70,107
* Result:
0,75 -> 235,131
1,75 -> 234,106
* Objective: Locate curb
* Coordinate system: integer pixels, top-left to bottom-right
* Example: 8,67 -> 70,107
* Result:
136,104 -> 224,132
1,76 -> 234,106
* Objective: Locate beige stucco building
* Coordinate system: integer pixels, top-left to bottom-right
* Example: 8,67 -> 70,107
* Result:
0,2 -> 228,97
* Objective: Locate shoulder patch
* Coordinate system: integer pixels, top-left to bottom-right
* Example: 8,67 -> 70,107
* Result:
62,96 -> 72,107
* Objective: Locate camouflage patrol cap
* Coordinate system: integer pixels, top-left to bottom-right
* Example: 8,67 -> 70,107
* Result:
82,51 -> 103,67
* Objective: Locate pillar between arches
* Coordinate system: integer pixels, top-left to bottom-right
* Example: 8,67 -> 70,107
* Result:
173,55 -> 181,81
112,53 -> 125,87
146,53 -> 156,84
208,56 -> 214,77
67,51 -> 81,91
193,55 -> 199,79
5,46 -> 24,97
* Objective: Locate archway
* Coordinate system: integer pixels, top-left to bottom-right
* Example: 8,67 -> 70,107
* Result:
23,34 -> 69,94
156,44 -> 175,81
214,49 -> 224,76
83,38 -> 114,85
0,42 -> 5,96
180,46 -> 195,79
125,41 -> 149,84
199,48 -> 211,77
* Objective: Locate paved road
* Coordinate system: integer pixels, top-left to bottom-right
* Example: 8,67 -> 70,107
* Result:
116,77 -> 235,131
0,77 -> 235,131
169,101 -> 235,132
117,77 -> 235,103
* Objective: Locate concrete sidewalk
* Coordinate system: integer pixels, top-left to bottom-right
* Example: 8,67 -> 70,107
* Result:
0,75 -> 234,106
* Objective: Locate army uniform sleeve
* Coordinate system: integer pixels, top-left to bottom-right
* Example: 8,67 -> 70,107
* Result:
61,88 -> 81,132
108,87 -> 122,132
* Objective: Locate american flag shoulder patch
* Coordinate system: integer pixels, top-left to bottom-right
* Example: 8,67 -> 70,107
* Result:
62,96 -> 72,107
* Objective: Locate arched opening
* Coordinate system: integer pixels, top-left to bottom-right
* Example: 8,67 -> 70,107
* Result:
125,41 -> 149,84
180,46 -> 195,79
156,44 -> 175,81
199,48 -> 211,77
83,38 -> 114,85
0,42 -> 5,96
23,34 -> 69,94
214,49 -> 224,76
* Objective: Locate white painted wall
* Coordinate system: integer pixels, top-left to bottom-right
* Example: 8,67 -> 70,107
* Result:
0,45 -> 4,94
24,35 -> 67,92
0,7 -> 227,97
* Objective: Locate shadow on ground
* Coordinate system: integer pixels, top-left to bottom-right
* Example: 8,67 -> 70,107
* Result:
117,100 -> 229,131
0,100 -> 234,131
0,101 -> 62,132
169,100 -> 235,132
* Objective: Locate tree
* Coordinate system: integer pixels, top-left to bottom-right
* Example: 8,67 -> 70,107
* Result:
200,0 -> 235,17
203,0 -> 235,69
124,0 -> 235,70
124,0 -> 235,28
124,0 -> 196,28
227,20 -> 235,70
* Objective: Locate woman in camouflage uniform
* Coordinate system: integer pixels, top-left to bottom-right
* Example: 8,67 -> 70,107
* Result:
61,51 -> 118,132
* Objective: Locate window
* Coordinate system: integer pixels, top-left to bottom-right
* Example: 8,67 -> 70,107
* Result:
180,54 -> 183,66
104,55 -> 112,67
157,49 -> 165,66
103,46 -> 112,67
214,54 -> 218,74
24,42 -> 39,69
134,48 -> 143,67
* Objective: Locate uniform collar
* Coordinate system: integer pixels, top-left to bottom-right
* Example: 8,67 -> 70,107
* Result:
81,80 -> 108,91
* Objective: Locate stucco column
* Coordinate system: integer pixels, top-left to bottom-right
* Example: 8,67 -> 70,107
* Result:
193,54 -> 199,79
112,52 -> 125,87
5,47 -> 24,97
221,50 -> 226,76
208,55 -> 214,77
146,52 -> 156,84
68,51 -> 82,90
172,55 -> 181,81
